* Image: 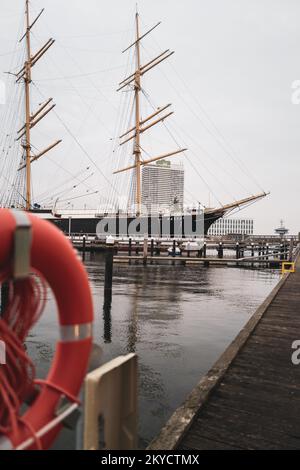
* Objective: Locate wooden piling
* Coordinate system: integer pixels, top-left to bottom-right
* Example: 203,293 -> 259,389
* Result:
82,235 -> 86,261
104,240 -> 114,304
143,237 -> 148,265
0,282 -> 9,317
236,242 -> 239,259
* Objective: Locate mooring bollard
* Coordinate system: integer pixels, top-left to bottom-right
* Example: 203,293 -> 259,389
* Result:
104,236 -> 115,304
203,241 -> 207,258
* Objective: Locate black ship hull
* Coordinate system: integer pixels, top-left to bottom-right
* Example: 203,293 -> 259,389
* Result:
47,212 -> 221,238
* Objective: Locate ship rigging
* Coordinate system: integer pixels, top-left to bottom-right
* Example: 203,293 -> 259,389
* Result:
0,2 -> 268,235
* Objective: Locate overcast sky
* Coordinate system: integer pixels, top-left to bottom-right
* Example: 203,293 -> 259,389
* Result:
0,0 -> 299,234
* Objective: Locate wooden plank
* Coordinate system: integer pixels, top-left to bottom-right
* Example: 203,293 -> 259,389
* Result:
148,253 -> 300,450
147,267 -> 293,450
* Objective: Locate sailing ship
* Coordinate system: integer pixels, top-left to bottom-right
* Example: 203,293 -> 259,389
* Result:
1,2 -> 267,237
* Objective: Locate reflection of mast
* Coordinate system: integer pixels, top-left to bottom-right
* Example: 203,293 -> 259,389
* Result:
103,300 -> 112,343
16,1 -> 61,210
114,12 -> 186,215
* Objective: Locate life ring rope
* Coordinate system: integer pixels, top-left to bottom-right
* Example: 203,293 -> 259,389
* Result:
0,209 -> 93,450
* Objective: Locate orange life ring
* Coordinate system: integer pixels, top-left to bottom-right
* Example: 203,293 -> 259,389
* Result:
0,209 -> 93,450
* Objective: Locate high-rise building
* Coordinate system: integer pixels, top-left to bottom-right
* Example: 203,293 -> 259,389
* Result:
208,218 -> 254,236
141,160 -> 184,214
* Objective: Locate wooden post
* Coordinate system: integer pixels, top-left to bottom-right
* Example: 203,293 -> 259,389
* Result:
280,243 -> 284,261
266,243 -> 269,261
251,243 -> 254,257
236,242 -> 239,259
104,237 -> 114,305
218,242 -> 223,259
135,241 -> 139,256
0,282 -> 9,317
150,239 -> 154,257
143,237 -> 148,265
284,241 -> 288,260
68,217 -> 72,237
128,237 -> 132,256
288,239 -> 294,261
156,241 -> 161,256
203,241 -> 206,258
82,235 -> 86,261
103,300 -> 112,343
172,240 -> 176,257
258,243 -> 261,259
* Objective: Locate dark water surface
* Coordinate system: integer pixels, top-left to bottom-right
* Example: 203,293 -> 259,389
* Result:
27,253 -> 279,448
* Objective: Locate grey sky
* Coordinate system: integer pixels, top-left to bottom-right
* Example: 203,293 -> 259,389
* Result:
0,0 -> 299,234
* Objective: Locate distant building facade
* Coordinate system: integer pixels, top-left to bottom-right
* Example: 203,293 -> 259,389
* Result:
141,160 -> 184,214
208,218 -> 254,236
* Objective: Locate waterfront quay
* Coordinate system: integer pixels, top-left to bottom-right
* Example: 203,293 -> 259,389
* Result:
149,252 -> 300,450
70,233 -> 298,269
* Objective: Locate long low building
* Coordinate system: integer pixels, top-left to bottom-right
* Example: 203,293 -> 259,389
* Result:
208,218 -> 254,236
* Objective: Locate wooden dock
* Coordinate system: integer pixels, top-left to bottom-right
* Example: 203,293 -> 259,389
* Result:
113,255 -> 281,268
149,253 -> 300,450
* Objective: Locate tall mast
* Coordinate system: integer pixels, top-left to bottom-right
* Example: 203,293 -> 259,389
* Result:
24,0 -> 32,210
15,1 -> 61,210
134,12 -> 142,215
114,14 -> 187,215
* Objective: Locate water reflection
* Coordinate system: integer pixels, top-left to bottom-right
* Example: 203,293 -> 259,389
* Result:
103,299 -> 112,344
29,252 -> 279,447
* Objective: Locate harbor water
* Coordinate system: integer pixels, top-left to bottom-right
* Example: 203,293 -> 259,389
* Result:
26,253 -> 279,449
